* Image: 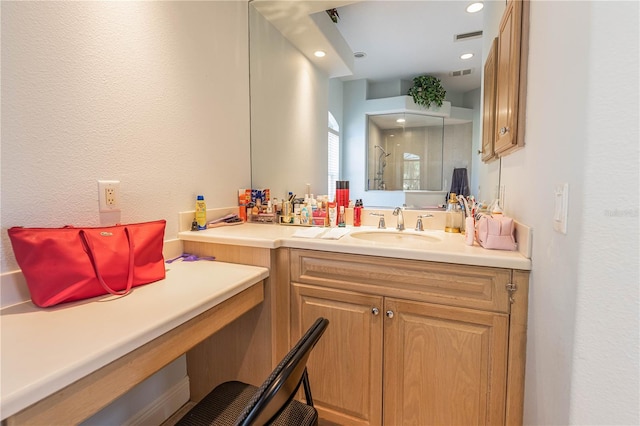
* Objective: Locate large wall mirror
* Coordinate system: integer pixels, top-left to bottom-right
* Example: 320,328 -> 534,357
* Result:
249,0 -> 505,208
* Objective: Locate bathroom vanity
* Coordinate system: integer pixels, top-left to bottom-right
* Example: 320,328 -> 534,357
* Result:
179,221 -> 530,426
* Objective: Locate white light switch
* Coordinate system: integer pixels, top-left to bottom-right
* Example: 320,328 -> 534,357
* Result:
553,183 -> 569,234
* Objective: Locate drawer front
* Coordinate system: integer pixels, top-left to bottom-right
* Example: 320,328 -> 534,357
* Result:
290,249 -> 511,313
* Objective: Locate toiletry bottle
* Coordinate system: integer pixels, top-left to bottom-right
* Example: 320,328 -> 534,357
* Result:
464,216 -> 475,245
338,206 -> 346,227
238,189 -> 248,222
328,202 -> 337,227
353,199 -> 363,227
444,193 -> 462,233
300,203 -> 309,225
195,195 -> 207,230
282,199 -> 292,223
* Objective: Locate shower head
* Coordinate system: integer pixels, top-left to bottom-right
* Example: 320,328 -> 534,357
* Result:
375,145 -> 391,157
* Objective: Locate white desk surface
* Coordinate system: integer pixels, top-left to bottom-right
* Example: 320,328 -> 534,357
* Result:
0,260 -> 269,420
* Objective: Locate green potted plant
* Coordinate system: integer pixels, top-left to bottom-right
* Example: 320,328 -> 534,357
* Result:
407,75 -> 446,109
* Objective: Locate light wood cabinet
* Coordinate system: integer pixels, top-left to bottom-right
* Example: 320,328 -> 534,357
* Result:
290,249 -> 529,426
292,284 -> 383,425
383,298 -> 508,425
490,0 -> 529,158
482,37 -> 498,162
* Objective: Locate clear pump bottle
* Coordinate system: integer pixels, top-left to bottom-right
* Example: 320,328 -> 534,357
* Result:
445,193 -> 462,233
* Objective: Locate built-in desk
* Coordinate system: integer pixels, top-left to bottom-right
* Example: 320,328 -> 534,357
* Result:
0,261 -> 269,425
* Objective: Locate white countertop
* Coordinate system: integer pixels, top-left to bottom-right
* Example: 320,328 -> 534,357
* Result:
0,260 -> 269,420
178,223 -> 532,270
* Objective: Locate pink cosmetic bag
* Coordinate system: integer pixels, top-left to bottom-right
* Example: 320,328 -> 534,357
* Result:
475,215 -> 517,251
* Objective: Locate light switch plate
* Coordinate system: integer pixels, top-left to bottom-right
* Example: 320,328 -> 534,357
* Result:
553,183 -> 569,234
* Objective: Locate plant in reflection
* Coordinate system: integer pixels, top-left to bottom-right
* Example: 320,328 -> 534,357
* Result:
408,75 -> 446,108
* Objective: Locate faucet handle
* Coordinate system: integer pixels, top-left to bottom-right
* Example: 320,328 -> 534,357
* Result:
415,214 -> 433,231
369,212 -> 386,229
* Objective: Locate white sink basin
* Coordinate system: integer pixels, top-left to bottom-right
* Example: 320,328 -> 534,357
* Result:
349,230 -> 442,245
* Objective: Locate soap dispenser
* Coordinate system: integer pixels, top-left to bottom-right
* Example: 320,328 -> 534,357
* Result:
445,193 -> 463,233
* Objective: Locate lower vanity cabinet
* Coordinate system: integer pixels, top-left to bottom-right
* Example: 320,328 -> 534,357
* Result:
383,298 -> 508,426
289,249 -> 528,426
292,283 -> 384,425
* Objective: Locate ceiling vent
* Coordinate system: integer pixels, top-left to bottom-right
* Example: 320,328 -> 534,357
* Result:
454,30 -> 483,42
450,68 -> 474,77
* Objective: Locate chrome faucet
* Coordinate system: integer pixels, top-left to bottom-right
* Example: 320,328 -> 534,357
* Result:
393,207 -> 405,231
369,212 -> 386,229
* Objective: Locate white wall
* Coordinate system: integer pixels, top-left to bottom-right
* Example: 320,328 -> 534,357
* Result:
1,1 -> 250,423
1,1 -> 250,273
501,1 -> 639,424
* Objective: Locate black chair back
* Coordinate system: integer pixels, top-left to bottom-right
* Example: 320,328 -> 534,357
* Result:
235,317 -> 329,426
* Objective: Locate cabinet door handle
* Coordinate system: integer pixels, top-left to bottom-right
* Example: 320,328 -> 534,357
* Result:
499,126 -> 510,136
372,307 -> 380,315
386,310 -> 394,318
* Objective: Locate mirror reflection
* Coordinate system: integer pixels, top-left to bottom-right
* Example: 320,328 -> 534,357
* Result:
250,1 -> 504,208
367,113 -> 444,191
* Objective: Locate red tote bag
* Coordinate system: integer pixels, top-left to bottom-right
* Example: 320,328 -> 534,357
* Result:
7,220 -> 166,307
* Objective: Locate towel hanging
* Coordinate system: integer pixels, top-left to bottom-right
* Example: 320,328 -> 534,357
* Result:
449,168 -> 470,198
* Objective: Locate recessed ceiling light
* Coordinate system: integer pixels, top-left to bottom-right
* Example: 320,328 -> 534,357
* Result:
396,118 -> 406,123
460,53 -> 474,60
466,2 -> 484,13
314,50 -> 326,58
354,51 -> 367,59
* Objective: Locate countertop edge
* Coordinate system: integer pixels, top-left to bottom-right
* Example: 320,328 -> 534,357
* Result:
178,227 -> 532,271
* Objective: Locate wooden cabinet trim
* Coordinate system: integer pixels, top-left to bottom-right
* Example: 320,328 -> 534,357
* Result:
291,249 -> 511,313
505,269 -> 530,425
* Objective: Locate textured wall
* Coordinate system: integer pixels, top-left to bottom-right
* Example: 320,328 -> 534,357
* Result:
501,1 -> 639,424
1,1 -> 251,272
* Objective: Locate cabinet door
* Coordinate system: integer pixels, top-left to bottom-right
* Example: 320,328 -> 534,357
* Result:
383,298 -> 509,426
495,0 -> 523,155
482,37 -> 498,163
291,283 -> 383,426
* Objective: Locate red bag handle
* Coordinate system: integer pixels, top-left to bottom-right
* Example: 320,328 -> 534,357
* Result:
79,228 -> 135,296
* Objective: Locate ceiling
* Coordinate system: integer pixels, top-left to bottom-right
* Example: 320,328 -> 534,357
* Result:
251,0 -> 485,94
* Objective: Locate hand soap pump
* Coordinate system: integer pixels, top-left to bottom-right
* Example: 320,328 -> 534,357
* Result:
445,193 -> 463,233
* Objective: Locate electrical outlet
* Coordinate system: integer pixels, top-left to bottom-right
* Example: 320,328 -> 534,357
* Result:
98,180 -> 121,212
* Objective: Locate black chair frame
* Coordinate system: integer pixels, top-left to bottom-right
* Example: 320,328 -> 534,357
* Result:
176,317 -> 329,426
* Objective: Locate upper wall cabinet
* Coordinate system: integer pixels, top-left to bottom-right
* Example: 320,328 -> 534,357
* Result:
482,37 -> 498,162
489,0 -> 530,159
